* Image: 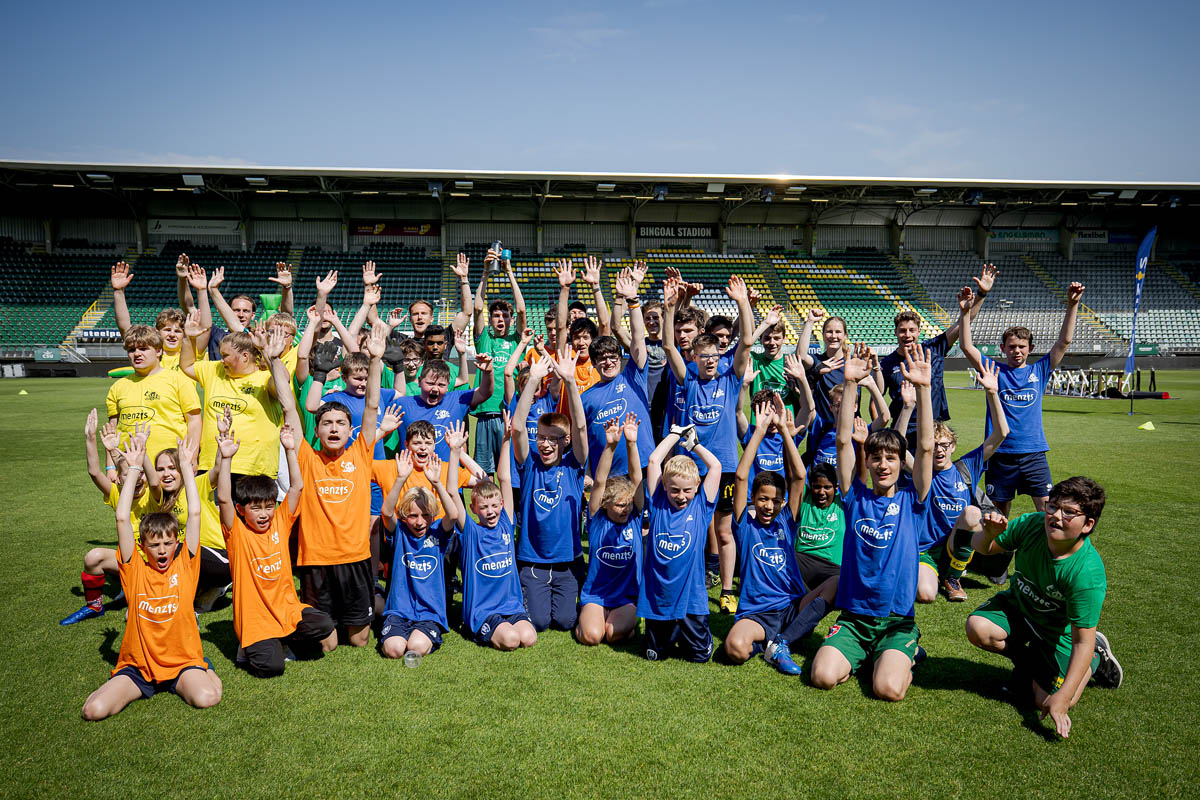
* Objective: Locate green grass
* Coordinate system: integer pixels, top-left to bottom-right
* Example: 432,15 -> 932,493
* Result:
2,371 -> 1198,798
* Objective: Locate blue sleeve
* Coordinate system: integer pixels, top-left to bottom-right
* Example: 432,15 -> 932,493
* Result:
453,389 -> 475,416
1035,355 -> 1055,381
923,333 -> 948,356
960,445 -> 987,488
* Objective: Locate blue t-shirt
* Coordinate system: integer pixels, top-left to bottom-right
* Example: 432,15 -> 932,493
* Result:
581,359 -> 654,477
322,388 -> 401,460
637,486 -> 715,620
580,508 -> 642,608
881,333 -> 950,433
661,360 -> 697,439
925,445 -> 987,549
681,358 -> 742,474
807,416 -> 839,467
516,451 -> 586,563
985,356 -> 1054,454
458,511 -> 526,634
506,392 -> 558,491
734,507 -> 806,618
806,353 -> 844,424
740,428 -> 803,499
395,389 -> 475,460
836,477 -> 930,618
383,520 -> 452,629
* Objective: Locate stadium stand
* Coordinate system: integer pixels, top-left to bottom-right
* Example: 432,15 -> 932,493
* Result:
0,237 -> 111,349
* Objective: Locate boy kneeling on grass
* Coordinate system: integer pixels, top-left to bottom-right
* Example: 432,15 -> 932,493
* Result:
966,476 -> 1122,738
81,430 -> 222,720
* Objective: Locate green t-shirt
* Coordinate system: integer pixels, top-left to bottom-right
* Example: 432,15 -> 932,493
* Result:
473,327 -> 520,415
796,493 -> 845,565
295,367 -> 397,450
750,351 -> 794,423
995,512 -> 1107,647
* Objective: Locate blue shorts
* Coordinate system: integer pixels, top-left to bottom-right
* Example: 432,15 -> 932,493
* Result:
473,612 -> 532,646
739,598 -> 807,645
473,414 -> 504,474
986,452 -> 1053,504
370,481 -> 384,517
519,559 -> 584,632
643,613 -> 713,663
114,664 -> 208,699
381,616 -> 445,653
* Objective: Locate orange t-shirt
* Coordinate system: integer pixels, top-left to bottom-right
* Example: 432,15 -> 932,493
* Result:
558,358 -> 601,414
113,544 -> 206,683
224,501 -> 306,647
373,457 -> 471,522
296,436 -> 373,566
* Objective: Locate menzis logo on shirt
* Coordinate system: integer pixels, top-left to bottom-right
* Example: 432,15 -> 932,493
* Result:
315,478 -> 354,503
404,553 -> 439,579
136,592 -> 180,623
1001,388 -> 1037,407
475,552 -> 514,577
251,552 -> 284,580
854,517 -> 895,549
654,529 -> 692,560
692,404 -> 723,425
597,545 -> 634,568
752,543 -> 786,571
592,398 -> 627,425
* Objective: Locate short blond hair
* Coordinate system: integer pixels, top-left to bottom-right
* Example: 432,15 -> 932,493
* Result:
601,475 -> 637,509
267,311 -> 297,338
471,480 -> 502,502
933,422 -> 958,446
398,486 -> 438,519
662,455 -> 699,485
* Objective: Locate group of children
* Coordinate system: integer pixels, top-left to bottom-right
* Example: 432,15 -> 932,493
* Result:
65,247 -> 1122,738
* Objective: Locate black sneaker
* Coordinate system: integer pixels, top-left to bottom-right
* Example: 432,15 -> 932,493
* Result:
705,570 -> 720,588
1092,631 -> 1123,689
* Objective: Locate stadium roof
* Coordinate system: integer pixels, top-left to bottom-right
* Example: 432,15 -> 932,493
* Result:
2,160 -> 1197,209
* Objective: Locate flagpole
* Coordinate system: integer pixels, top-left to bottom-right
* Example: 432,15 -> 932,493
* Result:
1126,226 -> 1157,416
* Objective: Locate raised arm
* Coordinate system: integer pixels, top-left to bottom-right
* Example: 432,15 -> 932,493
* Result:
616,265 -> 647,368
512,356 -> 552,465
505,255 -> 527,334
110,261 -> 133,335
902,342 -> 934,503
114,428 -> 149,562
623,413 -> 644,507
180,309 -> 207,381
84,409 -> 114,495
504,329 -> 535,404
215,426 -> 240,530
176,253 -> 194,312
294,305 -> 321,385
943,263 -> 996,345
360,320 -> 387,447
784,353 -> 816,435
380,450 -> 414,534
174,434 -> 201,555
550,354 -> 588,465
453,326 -> 472,388
270,262 -> 294,316
693,441 -> 723,503
779,407 -> 807,520
496,411 -> 516,522
977,360 -> 1010,460
646,430 -> 682,496
468,353 -> 495,410
735,366 -> 755,438
473,251 -> 491,339
207,267 -> 244,333
581,256 -> 610,336
589,419 -> 622,516
956,286 -> 987,374
186,263 -> 213,353
661,279 -> 688,382
837,347 -> 870,494
796,308 -> 824,366
451,252 -> 473,336
858,346 -> 892,431
554,259 -> 574,345
264,328 -> 302,435
1049,282 -> 1084,368
735,403 -> 774,520
726,275 -> 755,378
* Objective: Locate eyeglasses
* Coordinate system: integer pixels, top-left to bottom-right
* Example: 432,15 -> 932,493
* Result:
694,352 -> 720,362
933,441 -> 955,451
1045,503 -> 1086,521
535,433 -> 566,444
595,354 -> 620,365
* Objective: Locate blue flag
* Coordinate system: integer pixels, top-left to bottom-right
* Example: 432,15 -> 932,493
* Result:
1124,226 -> 1157,376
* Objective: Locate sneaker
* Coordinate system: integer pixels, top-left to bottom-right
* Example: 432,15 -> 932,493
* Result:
705,570 -> 720,588
988,571 -> 1009,586
59,604 -> 104,625
194,582 -> 232,613
913,645 -> 927,667
941,577 -> 967,602
765,638 -> 803,676
719,593 -> 738,614
1092,631 -> 1123,689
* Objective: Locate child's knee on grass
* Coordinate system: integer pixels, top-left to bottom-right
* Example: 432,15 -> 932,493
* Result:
958,505 -> 982,531
178,669 -> 222,709
872,651 -> 913,702
576,618 -> 605,646
347,625 -> 371,647
916,565 -> 938,603
84,547 -> 117,575
966,615 -> 1006,651
810,646 -> 851,689
491,623 -> 522,651
382,636 -> 409,659
81,677 -> 140,722
407,630 -> 434,656
516,620 -> 538,647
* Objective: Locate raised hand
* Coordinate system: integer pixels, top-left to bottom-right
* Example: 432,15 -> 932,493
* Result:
248,320 -> 268,352
842,342 -> 870,383
973,263 -> 997,295
378,404 -> 405,436
819,355 -> 846,376
501,408 -> 513,441
175,253 -> 190,279
900,379 -> 916,408
216,407 -> 233,436
316,270 -> 338,295
111,261 -> 133,290
629,260 -> 648,286
900,342 -> 932,387
555,258 -> 576,288
662,277 -> 682,307
784,353 -> 806,381
779,407 -> 799,438
216,426 -> 240,459
724,275 -> 748,303
100,419 -> 121,452
475,352 -> 494,374
363,283 -> 382,307
622,412 -> 640,442
444,419 -> 469,451
604,418 -> 622,447
263,327 -> 288,360
851,416 -> 869,445
958,286 -> 975,316
742,363 -> 758,387
208,266 -> 225,290
321,306 -> 341,324
184,309 -> 206,338
395,449 -> 415,484
753,400 -> 776,430
279,422 -> 297,451
452,252 -> 470,279
747,286 -> 762,308
365,319 -> 388,359
85,408 -> 99,439
982,510 -> 1008,537
176,433 -> 199,467
186,263 -> 208,292
362,261 -> 380,286
305,304 -> 321,324
528,354 -> 553,382
1066,281 -> 1085,304
977,360 -> 1001,393
269,262 -> 293,289
425,453 -> 443,485
581,256 -> 602,287
118,425 -> 148,469
454,326 -> 470,354
387,308 -> 407,330
614,268 -> 638,300
806,308 -> 825,324
763,304 -> 784,328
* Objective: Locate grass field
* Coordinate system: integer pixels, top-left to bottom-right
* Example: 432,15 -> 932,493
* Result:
2,370 -> 1198,799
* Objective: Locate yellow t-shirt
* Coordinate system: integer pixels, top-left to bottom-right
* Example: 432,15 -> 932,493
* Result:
195,470 -> 225,550
160,349 -> 181,372
105,368 -> 201,460
194,361 -> 282,478
280,345 -> 298,378
105,483 -> 189,547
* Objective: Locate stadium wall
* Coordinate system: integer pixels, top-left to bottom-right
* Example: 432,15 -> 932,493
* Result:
254,219 -> 342,248
903,226 -> 974,251
0,216 -> 42,243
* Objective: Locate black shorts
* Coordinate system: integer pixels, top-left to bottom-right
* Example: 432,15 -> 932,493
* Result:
114,664 -> 208,699
742,598 -> 808,645
242,607 -> 335,678
716,472 -> 738,514
297,558 -> 375,628
643,613 -> 712,663
473,612 -> 532,646
795,551 -> 839,591
381,616 -> 445,652
198,545 -> 232,588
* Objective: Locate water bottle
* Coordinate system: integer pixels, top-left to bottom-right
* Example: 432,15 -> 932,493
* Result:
404,650 -> 422,668
489,240 -> 503,274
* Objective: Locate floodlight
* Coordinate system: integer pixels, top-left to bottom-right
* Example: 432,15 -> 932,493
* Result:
428,180 -> 443,199
653,184 -> 668,202
182,174 -> 204,187
597,183 -> 616,192
1118,190 -> 1138,200
760,188 -> 775,203
706,183 -> 725,193
965,190 -> 983,206
785,185 -> 806,194
245,177 -> 268,186
455,181 -> 473,189
85,173 -> 112,183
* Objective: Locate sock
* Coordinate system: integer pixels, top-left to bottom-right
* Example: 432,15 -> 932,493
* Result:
778,597 -> 828,643
946,529 -> 974,580
81,571 -> 106,608
720,588 -> 736,597
705,552 -> 719,574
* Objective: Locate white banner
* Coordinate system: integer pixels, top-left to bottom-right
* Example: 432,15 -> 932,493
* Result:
148,218 -> 241,235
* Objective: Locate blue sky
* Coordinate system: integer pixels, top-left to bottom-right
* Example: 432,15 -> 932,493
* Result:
2,0 -> 1197,180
